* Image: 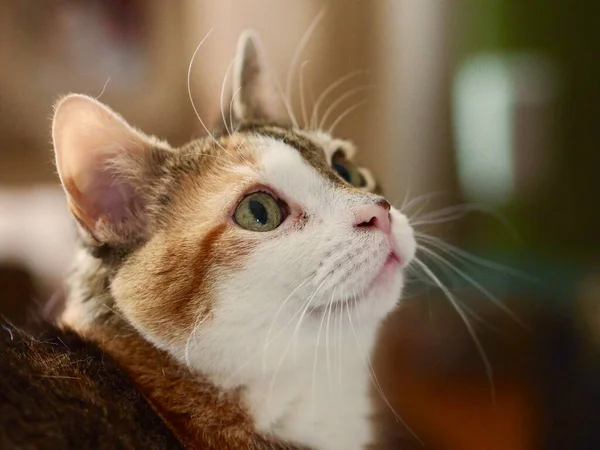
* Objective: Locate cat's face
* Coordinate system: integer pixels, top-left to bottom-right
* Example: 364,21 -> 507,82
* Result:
53,32 -> 415,379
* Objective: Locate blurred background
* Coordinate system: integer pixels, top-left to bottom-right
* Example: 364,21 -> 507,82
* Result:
0,1 -> 598,449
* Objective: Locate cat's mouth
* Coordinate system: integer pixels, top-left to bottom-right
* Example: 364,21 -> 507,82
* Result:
309,251 -> 401,316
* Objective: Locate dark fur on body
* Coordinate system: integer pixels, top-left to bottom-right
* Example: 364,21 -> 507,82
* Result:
0,321 -> 184,450
0,317 -> 306,450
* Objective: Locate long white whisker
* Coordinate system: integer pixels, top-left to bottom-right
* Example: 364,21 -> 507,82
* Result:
299,60 -> 310,128
413,258 -> 496,404
399,185 -> 413,212
328,99 -> 368,134
222,274 -> 315,387
418,245 -> 527,328
416,251 -> 506,333
220,57 -> 236,137
95,77 -> 111,100
285,8 -> 327,113
416,233 -> 535,282
415,204 -> 520,241
319,85 -> 373,130
267,275 -> 330,408
273,72 -> 299,128
229,86 -> 242,133
187,30 -> 227,152
311,286 -> 335,418
325,286 -> 335,394
310,71 -> 366,130
263,274 -> 316,373
184,312 -> 211,370
345,299 -> 423,444
401,191 -> 449,215
291,276 -> 330,360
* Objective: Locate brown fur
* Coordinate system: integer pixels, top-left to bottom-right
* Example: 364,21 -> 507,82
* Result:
87,323 -> 306,450
0,321 -> 184,450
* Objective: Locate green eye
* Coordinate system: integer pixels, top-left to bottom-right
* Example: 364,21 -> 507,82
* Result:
331,151 -> 366,188
233,192 -> 284,232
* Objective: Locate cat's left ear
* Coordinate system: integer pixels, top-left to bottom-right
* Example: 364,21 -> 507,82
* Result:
232,30 -> 289,125
52,94 -> 170,245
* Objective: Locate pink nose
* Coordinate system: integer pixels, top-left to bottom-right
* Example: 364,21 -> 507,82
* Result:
354,200 -> 391,234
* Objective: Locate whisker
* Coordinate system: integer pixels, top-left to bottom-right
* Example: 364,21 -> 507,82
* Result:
401,191 -> 450,216
224,275 -> 316,387
262,274 -> 316,373
337,290 -> 345,393
413,258 -> 496,404
319,85 -> 374,131
95,77 -> 111,100
345,299 -> 424,445
310,70 -> 367,130
299,60 -> 310,128
416,233 -> 535,282
220,56 -> 236,137
273,71 -> 299,128
285,8 -> 327,114
414,203 -> 520,241
187,29 -> 228,152
325,286 -> 336,394
311,286 -> 335,418
267,275 -> 330,408
328,99 -> 368,134
416,250 -> 507,333
229,86 -> 242,133
418,244 -> 527,327
184,311 -> 211,370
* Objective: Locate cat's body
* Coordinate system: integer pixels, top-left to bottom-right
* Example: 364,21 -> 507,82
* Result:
0,322 -> 184,450
2,31 -> 416,450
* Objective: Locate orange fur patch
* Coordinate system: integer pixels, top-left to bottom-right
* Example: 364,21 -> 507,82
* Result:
88,324 -> 306,450
111,145 -> 259,345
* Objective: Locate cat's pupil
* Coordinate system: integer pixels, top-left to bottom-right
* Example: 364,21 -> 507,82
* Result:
332,163 -> 351,183
249,199 -> 268,225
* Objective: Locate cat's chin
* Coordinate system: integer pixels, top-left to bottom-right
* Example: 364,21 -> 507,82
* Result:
309,256 -> 404,320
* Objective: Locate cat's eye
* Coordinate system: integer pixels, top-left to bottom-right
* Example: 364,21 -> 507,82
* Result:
331,151 -> 366,188
331,150 -> 367,187
233,192 -> 284,232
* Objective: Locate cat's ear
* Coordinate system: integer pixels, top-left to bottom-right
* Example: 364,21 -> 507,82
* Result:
232,30 -> 289,125
52,94 -> 169,244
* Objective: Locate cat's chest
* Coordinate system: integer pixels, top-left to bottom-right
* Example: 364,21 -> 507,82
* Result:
243,362 -> 373,450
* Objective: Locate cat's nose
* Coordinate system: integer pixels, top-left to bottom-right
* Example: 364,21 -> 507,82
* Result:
354,200 -> 391,234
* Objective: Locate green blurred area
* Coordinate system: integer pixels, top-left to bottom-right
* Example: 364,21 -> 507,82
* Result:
454,0 -> 599,298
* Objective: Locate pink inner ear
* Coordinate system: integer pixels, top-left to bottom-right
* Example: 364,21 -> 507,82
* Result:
53,95 -> 149,238
61,149 -> 141,237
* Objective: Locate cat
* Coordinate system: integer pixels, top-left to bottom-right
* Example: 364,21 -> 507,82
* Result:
3,30 -> 416,450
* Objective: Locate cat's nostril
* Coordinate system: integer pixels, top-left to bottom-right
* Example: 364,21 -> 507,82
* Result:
357,217 -> 377,228
377,200 -> 391,211
354,203 -> 391,234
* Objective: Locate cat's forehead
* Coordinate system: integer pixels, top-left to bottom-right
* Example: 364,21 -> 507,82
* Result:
180,124 -> 354,190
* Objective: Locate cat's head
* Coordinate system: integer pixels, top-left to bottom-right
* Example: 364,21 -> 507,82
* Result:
53,32 -> 416,380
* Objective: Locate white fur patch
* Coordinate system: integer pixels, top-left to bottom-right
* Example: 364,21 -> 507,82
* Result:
176,137 -> 416,450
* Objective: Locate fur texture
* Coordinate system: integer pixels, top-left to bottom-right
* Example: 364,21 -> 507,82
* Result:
0,321 -> 184,450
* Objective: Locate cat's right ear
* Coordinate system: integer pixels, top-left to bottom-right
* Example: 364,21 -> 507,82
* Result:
232,30 -> 289,125
52,94 -> 169,245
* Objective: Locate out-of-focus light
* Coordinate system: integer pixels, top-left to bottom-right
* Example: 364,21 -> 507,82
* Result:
453,53 -> 558,204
